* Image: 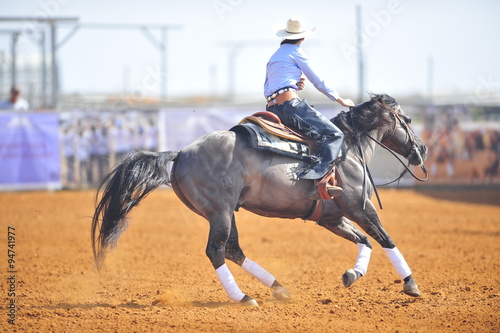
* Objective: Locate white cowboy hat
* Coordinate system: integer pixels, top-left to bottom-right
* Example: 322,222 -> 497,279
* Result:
274,15 -> 316,40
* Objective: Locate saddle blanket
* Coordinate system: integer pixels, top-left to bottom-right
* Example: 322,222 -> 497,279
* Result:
231,122 -> 310,162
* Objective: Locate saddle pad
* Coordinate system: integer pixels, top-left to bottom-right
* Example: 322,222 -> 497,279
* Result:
231,123 -> 310,162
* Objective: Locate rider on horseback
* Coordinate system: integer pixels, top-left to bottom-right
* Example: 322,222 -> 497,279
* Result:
264,15 -> 355,198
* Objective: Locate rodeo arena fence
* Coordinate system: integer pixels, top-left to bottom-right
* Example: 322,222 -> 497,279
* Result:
1,104 -> 500,191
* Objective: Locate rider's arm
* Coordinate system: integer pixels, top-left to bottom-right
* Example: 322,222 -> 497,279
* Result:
294,48 -> 354,107
336,97 -> 355,107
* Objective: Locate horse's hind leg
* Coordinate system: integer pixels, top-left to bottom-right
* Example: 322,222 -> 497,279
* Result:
205,212 -> 258,306
225,216 -> 292,301
319,217 -> 373,287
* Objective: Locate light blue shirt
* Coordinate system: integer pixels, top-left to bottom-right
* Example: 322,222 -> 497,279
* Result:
264,44 -> 340,102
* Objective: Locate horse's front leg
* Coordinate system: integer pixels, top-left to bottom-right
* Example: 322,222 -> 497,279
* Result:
319,216 -> 373,287
345,201 -> 421,297
383,247 -> 420,296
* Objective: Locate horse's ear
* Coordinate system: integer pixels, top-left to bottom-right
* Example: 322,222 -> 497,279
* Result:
380,94 -> 397,107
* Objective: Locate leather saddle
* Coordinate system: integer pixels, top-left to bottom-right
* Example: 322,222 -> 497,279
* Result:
238,111 -> 311,144
239,112 -> 342,202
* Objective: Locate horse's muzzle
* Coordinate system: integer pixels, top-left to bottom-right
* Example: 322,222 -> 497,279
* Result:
409,144 -> 427,166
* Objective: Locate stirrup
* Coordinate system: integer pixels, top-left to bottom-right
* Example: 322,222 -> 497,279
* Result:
327,185 -> 343,198
307,184 -> 343,200
315,164 -> 342,200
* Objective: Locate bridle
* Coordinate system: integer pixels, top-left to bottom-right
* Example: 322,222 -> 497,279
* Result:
351,104 -> 428,209
367,105 -> 428,184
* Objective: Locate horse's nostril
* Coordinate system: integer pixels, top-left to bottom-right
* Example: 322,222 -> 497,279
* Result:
422,146 -> 428,159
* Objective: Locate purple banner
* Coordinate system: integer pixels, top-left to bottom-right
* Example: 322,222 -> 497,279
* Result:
0,113 -> 61,190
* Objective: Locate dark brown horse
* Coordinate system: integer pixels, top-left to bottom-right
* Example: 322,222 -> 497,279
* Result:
91,94 -> 428,306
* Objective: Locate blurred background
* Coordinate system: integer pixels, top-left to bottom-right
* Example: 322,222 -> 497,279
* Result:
1,0 -> 499,190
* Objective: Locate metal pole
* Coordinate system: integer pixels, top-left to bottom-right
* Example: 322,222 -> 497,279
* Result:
1,18 -> 181,106
210,63 -> 217,104
356,5 -> 364,103
40,30 -> 47,108
228,44 -> 240,102
160,27 -> 167,103
0,52 -> 4,94
50,20 -> 58,108
122,64 -> 130,95
139,25 -> 182,104
427,56 -> 433,105
11,32 -> 19,87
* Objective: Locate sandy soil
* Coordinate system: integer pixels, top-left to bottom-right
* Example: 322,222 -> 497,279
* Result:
0,188 -> 499,332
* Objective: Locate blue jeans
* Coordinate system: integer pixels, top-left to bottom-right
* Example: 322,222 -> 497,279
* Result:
267,98 -> 344,179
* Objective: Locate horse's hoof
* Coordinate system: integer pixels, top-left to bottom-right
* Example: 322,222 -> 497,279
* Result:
403,280 -> 422,297
342,269 -> 360,287
272,286 -> 292,301
240,295 -> 259,307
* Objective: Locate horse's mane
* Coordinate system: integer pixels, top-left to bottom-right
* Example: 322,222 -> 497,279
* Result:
333,93 -> 398,149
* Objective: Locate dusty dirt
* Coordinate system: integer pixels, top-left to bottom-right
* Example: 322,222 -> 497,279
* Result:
0,188 -> 499,332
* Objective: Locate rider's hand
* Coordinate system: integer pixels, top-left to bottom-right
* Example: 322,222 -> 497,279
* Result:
336,97 -> 355,107
296,77 -> 306,91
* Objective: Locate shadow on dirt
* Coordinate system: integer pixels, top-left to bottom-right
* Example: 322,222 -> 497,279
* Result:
39,302 -> 148,310
412,185 -> 500,206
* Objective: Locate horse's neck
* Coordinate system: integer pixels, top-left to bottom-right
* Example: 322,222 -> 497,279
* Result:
353,133 -> 379,164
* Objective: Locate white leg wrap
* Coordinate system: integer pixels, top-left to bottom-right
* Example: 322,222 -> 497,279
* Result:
241,258 -> 276,288
384,247 -> 412,279
353,243 -> 372,276
215,264 -> 245,302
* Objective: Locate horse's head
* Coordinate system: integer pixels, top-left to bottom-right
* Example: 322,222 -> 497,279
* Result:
334,94 -> 427,167
377,96 -> 428,166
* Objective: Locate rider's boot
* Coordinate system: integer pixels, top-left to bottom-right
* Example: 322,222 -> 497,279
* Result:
307,159 -> 343,200
299,134 -> 342,180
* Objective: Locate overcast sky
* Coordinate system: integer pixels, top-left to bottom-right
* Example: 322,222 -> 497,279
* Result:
1,0 -> 499,103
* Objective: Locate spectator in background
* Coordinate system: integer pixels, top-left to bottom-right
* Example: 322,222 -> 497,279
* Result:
111,119 -> 133,163
62,126 -> 76,187
77,129 -> 91,186
88,124 -> 110,184
87,125 -> 102,185
96,125 -> 110,181
0,86 -> 30,110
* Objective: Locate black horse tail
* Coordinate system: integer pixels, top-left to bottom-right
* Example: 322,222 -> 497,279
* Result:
91,150 -> 179,269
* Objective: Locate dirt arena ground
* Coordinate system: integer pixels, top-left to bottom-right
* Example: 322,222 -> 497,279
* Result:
1,187 -> 499,332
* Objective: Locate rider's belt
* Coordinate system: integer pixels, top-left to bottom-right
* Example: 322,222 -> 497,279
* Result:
267,87 -> 295,101
266,90 -> 300,107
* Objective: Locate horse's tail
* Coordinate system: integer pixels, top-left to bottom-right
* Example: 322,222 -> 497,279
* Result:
91,150 -> 180,269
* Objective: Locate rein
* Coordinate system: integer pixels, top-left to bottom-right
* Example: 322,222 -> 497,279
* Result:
367,132 -> 429,183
